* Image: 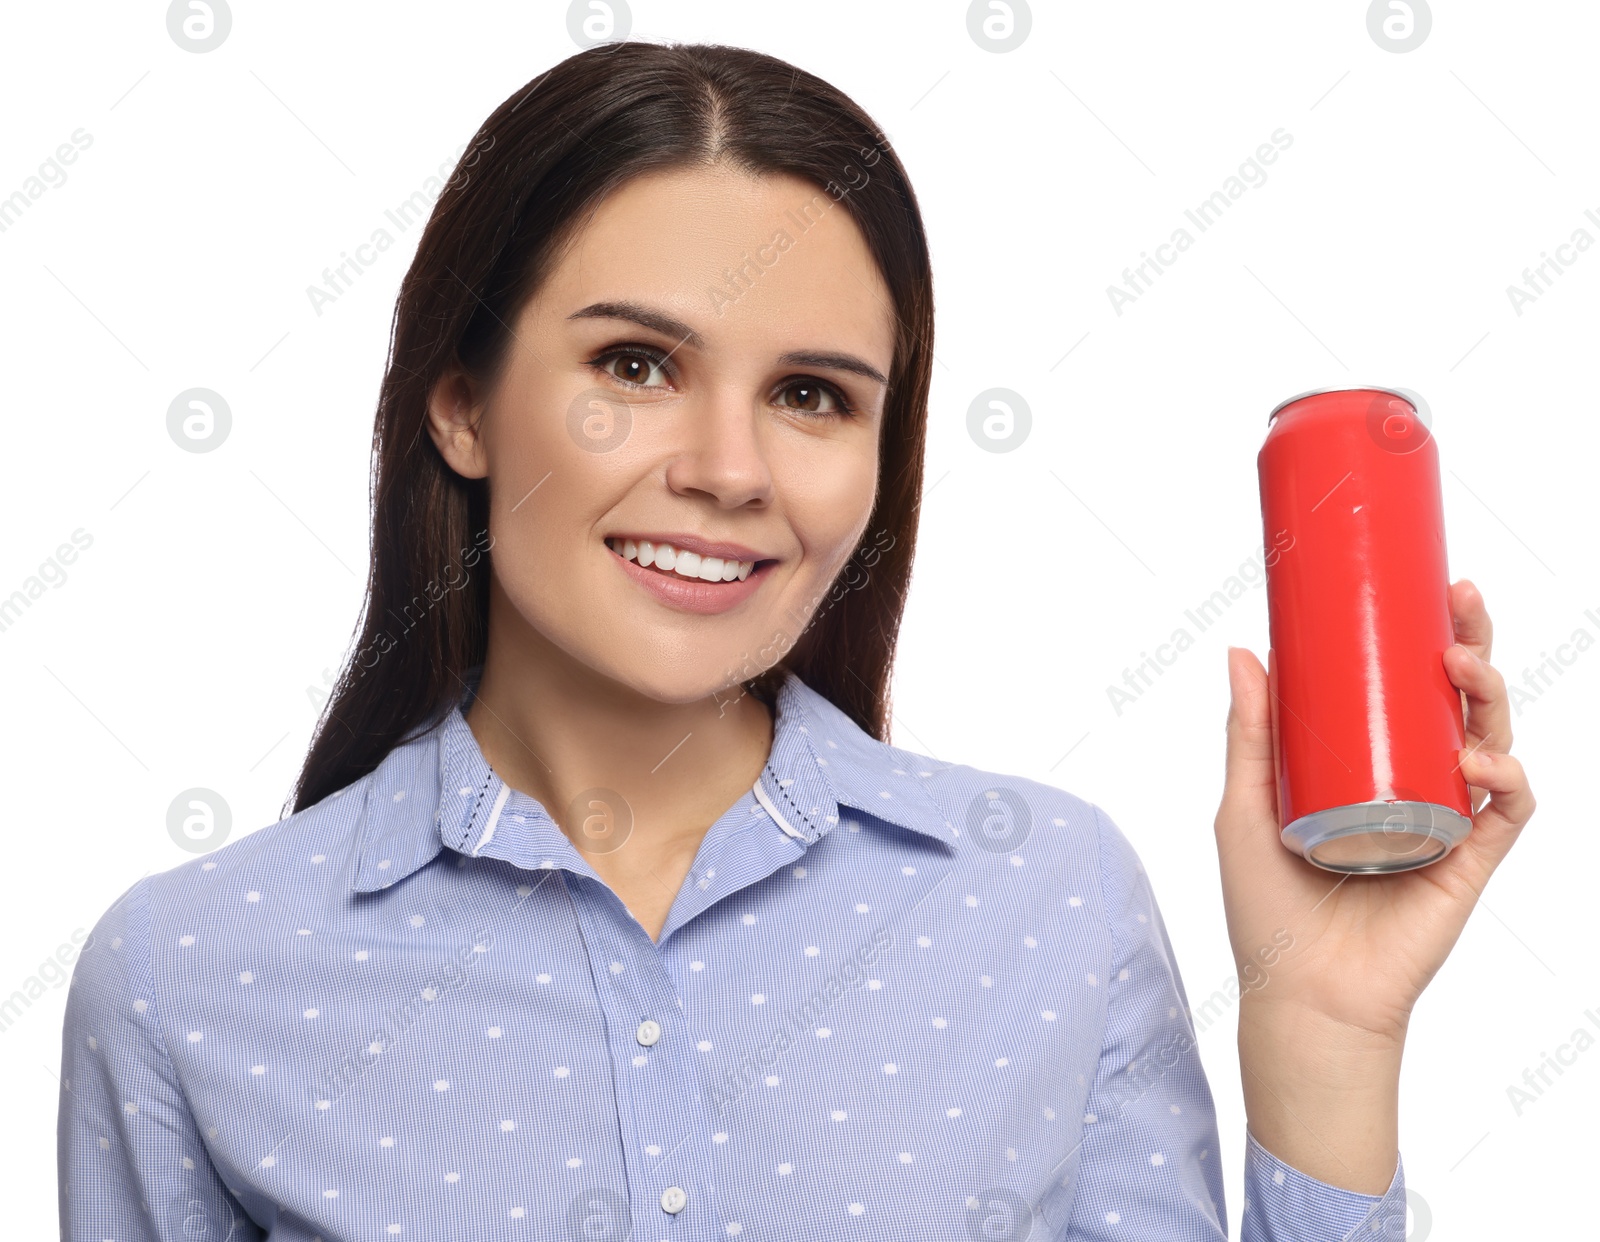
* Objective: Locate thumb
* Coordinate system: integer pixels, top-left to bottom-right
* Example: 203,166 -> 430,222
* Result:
1215,646 -> 1282,860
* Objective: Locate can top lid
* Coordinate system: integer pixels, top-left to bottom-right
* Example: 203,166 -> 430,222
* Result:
1268,386 -> 1417,423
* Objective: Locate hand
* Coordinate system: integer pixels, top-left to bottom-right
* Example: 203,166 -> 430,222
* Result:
1212,578 -> 1536,1189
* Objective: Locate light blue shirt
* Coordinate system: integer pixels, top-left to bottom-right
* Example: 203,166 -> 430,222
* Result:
60,666 -> 1407,1240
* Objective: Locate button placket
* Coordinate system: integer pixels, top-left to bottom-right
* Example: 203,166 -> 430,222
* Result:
567,877 -> 716,1231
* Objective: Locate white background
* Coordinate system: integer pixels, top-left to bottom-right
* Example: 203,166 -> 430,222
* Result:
3,1 -> 1595,1236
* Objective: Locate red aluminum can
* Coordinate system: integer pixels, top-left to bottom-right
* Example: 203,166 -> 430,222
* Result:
1257,387 -> 1473,872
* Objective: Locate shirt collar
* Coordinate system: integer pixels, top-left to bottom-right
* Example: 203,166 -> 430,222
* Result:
349,665 -> 953,893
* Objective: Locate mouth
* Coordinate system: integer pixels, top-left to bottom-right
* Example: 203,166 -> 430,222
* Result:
602,535 -> 778,615
603,536 -> 773,583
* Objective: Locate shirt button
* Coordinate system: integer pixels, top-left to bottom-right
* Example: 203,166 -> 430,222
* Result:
636,1019 -> 661,1047
660,1185 -> 687,1214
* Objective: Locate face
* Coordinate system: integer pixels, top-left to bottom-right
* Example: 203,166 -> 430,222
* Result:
426,163 -> 896,704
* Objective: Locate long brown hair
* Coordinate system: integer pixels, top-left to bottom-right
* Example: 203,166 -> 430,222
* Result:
288,40 -> 935,815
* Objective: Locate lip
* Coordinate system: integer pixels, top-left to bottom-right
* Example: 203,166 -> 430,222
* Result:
607,542 -> 774,615
604,532 -> 775,564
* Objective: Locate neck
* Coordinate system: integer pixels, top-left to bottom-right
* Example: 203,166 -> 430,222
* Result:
463,607 -> 776,863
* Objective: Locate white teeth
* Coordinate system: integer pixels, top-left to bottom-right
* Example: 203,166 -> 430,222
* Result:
606,537 -> 758,582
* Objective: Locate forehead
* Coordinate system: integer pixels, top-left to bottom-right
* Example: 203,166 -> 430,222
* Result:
544,163 -> 895,367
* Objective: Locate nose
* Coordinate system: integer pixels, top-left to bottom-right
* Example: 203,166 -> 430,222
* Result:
662,386 -> 775,510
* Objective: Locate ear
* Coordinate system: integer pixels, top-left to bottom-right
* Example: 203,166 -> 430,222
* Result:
425,364 -> 489,480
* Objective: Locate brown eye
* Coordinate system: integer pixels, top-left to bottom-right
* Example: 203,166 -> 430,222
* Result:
602,352 -> 667,387
776,379 -> 853,418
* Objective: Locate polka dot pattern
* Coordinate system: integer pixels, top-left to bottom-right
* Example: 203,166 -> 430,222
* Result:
57,665 -> 1406,1240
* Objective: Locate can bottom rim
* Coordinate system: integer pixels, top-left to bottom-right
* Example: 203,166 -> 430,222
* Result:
1281,801 -> 1472,873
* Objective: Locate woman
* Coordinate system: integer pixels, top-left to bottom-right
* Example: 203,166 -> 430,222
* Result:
59,41 -> 1533,1241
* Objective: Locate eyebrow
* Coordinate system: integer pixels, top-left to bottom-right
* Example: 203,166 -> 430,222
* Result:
567,300 -> 890,386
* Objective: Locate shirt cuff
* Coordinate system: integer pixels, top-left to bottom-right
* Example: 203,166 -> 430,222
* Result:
1242,1130 -> 1407,1240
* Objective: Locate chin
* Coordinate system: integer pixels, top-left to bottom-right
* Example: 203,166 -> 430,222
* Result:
587,649 -> 765,707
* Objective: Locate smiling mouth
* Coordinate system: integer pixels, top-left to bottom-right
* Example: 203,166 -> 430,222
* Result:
603,536 -> 774,583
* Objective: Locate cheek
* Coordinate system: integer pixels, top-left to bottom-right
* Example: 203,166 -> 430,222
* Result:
480,414 -> 625,601
786,448 -> 879,576
484,377 -> 642,526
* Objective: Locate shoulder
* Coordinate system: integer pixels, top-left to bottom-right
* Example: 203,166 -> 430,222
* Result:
68,770 -> 382,1040
143,770 -> 380,913
81,767 -> 365,920
870,732 -> 1148,920
791,675 -> 1113,874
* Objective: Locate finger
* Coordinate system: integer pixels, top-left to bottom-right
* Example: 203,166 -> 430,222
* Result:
1444,642 -> 1514,754
1215,647 -> 1281,858
1444,748 -> 1535,889
1450,579 -> 1494,665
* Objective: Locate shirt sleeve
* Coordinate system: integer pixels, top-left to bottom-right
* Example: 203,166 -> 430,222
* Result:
58,874 -> 262,1242
1242,1129 -> 1408,1240
1057,806 -> 1408,1241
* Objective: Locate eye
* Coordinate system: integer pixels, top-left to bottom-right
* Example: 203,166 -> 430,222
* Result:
588,345 -> 859,420
775,378 -> 856,419
591,346 -> 673,390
